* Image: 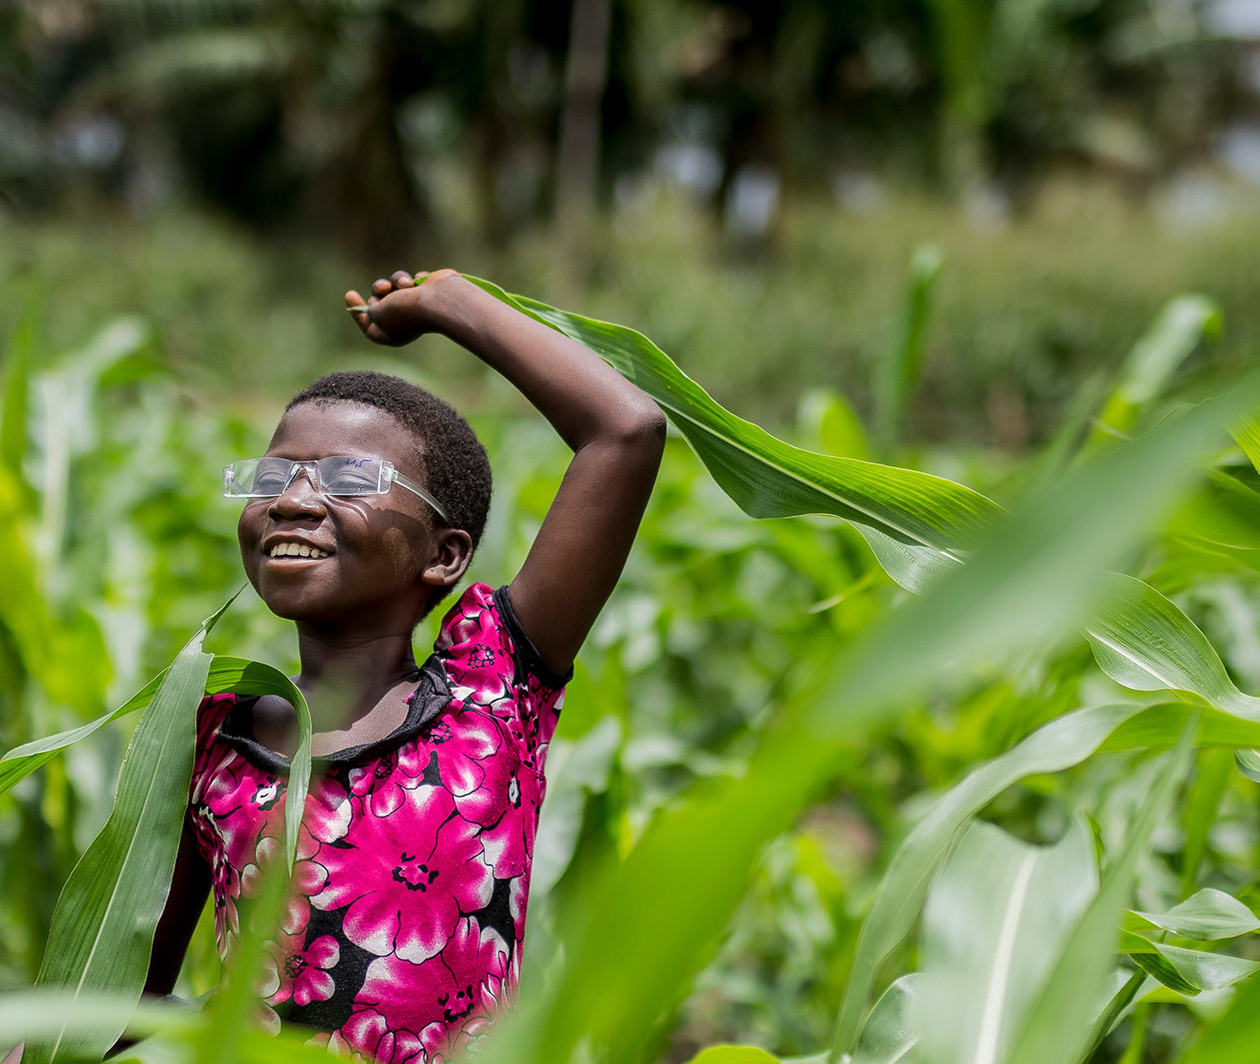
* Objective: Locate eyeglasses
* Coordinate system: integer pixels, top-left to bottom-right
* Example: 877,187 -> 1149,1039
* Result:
222,456 -> 448,522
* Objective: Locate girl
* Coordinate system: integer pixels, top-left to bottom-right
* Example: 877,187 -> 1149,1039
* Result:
143,269 -> 665,1061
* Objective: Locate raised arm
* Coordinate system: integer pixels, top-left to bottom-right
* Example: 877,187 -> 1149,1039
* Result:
346,269 -> 665,674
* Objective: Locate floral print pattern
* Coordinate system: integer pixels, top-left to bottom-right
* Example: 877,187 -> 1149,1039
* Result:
187,584 -> 565,1063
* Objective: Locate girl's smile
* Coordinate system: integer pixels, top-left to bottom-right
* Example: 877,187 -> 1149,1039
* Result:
262,534 -> 335,560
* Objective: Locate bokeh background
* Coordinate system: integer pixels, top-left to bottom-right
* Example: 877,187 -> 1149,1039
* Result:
4,1 -> 1260,1060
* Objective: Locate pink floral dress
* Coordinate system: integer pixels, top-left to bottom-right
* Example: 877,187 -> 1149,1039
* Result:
187,583 -> 568,1063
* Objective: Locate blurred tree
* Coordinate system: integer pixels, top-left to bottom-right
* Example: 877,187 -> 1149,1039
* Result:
0,0 -> 1254,251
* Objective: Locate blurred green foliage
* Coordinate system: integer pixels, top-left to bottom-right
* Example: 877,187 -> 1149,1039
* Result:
6,187 -> 1260,445
5,197 -> 1260,1064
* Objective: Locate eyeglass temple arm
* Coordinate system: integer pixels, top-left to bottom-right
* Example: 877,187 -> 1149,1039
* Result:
390,469 -> 450,524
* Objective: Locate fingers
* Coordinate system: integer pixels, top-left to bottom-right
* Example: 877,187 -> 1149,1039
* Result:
370,271 -> 418,298
363,295 -> 395,344
348,269 -> 435,347
344,289 -> 372,336
345,289 -> 393,344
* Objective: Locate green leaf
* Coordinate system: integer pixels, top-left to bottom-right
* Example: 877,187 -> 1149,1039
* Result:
1,655 -> 306,804
1004,730 -> 1196,1064
0,990 -> 197,1047
1085,574 -> 1260,715
0,297 -> 35,475
913,820 -> 1097,1064
16,585 -> 308,1061
29,613 -> 219,1063
1128,943 -> 1260,995
1231,417 -> 1260,476
684,1047 -> 783,1064
1084,573 -> 1260,793
874,243 -> 943,450
850,975 -> 920,1064
1181,952 -> 1260,1060
1235,747 -> 1260,783
1131,889 -> 1260,940
469,275 -> 999,593
1083,971 -> 1145,1057
831,703 -> 1133,1055
829,695 -> 1260,1062
1180,749 -> 1235,896
475,369 -> 1260,1064
0,672 -> 166,797
1127,948 -> 1201,996
1094,294 -> 1222,438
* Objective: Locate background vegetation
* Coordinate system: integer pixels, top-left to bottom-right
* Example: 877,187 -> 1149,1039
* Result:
5,2 -> 1260,1063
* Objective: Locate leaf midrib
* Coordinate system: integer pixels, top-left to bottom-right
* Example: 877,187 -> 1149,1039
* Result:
973,851 -> 1037,1064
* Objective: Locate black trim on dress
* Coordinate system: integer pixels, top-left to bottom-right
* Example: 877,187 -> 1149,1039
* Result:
217,654 -> 453,775
492,584 -> 574,690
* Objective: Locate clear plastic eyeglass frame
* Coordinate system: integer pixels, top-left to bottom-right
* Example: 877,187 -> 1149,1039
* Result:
222,456 -> 449,523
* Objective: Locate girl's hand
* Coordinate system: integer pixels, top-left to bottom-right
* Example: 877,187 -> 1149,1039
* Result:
344,269 -> 462,347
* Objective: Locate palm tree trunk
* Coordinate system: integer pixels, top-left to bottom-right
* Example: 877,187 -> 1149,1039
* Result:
552,0 -> 612,293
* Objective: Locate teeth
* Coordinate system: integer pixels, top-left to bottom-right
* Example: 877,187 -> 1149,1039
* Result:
269,543 -> 329,559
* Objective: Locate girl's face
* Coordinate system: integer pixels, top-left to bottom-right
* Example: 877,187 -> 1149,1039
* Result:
237,400 -> 443,631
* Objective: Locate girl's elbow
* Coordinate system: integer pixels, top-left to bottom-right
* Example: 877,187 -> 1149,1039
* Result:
616,401 -> 666,452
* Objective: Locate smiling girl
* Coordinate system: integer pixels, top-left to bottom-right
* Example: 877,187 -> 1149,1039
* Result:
143,269 -> 665,1061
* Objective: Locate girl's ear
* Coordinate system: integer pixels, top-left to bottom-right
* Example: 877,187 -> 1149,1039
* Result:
422,527 -> 474,588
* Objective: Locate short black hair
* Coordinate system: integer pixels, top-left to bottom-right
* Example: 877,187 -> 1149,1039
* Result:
285,370 -> 491,605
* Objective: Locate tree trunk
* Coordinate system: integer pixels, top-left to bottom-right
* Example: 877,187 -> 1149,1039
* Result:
552,0 -> 611,295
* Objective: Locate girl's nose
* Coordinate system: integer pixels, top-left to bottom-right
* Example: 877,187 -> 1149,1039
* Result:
268,465 -> 326,519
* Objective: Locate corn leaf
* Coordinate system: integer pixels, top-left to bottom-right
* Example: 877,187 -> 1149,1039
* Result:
29,606 -> 222,1064
23,598 -> 309,1063
0,990 -> 196,1047
1085,574 -> 1260,715
684,1048 -> 784,1064
874,244 -> 943,450
1127,943 -> 1260,996
830,703 -> 1129,1057
1131,889 -> 1260,940
1231,417 -> 1260,475
1181,954 -> 1260,1061
472,370 -> 1260,1064
850,975 -> 920,1064
913,819 -> 1097,1064
1179,749 -> 1235,896
469,276 -> 999,593
1003,728 -> 1195,1064
1093,294 -> 1222,440
0,656 -> 307,802
827,692 -> 1260,1061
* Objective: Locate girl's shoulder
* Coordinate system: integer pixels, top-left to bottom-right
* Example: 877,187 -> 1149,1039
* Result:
434,581 -> 570,758
435,581 -> 572,694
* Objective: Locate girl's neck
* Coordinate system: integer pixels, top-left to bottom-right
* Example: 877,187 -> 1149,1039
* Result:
293,624 -> 420,733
